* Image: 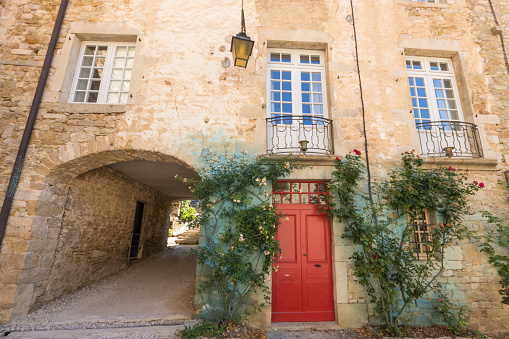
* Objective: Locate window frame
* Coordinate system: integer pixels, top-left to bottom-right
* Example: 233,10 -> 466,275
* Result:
266,49 -> 328,123
406,56 -> 465,127
69,41 -> 136,105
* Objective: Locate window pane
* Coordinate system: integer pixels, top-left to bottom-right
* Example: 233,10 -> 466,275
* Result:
418,99 -> 428,108
437,100 -> 446,109
271,91 -> 280,101
440,63 -> 448,71
310,194 -> 319,204
79,68 -> 91,78
283,194 -> 291,204
282,103 -> 292,113
301,72 -> 310,81
410,88 -> 416,97
121,81 -> 130,91
84,46 -> 96,55
97,46 -> 108,56
450,110 -> 459,120
282,82 -> 291,91
124,69 -> 132,80
439,110 -> 448,119
312,73 -> 321,81
311,55 -> 320,64
116,46 -> 127,56
313,105 -> 323,114
271,53 -> 280,62
119,93 -> 128,104
74,91 -> 86,102
301,82 -> 310,91
312,83 -> 322,92
111,69 -> 123,79
292,194 -> 299,204
114,57 -> 125,68
77,79 -> 88,90
302,93 -> 310,103
271,81 -> 280,90
448,100 -> 456,109
87,92 -> 98,103
107,92 -> 119,103
271,103 -> 281,113
109,80 -> 121,92
415,78 -> 424,86
413,61 -> 422,70
95,57 -> 105,67
301,195 -> 309,204
433,79 -> 442,88
291,183 -> 299,192
127,46 -> 136,57
319,183 -> 326,192
430,62 -> 438,70
271,70 -> 280,80
126,58 -> 134,68
282,92 -> 292,102
282,54 -> 291,62
446,90 -> 454,98
421,109 -> 429,119
89,80 -> 101,91
313,93 -> 323,103
408,77 -> 414,86
417,88 -> 426,97
282,71 -> 291,80
435,89 -> 444,98
300,55 -> 310,64
82,56 -> 93,66
302,104 -> 311,114
92,68 -> 103,79
443,80 -> 452,88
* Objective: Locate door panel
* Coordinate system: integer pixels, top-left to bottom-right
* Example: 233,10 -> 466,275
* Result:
272,204 -> 334,322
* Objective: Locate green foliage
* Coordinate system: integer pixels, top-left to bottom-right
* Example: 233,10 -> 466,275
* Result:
476,211 -> 509,303
436,291 -> 470,335
179,321 -> 226,339
180,200 -> 197,223
168,228 -> 173,237
176,151 -> 300,324
326,150 -> 479,333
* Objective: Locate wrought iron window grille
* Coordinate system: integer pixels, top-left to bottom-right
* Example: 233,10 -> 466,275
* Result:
415,120 -> 483,158
266,116 -> 333,155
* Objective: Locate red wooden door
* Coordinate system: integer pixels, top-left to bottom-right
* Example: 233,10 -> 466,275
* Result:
272,182 -> 335,322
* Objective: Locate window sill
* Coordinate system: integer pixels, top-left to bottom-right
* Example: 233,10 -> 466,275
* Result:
395,0 -> 449,9
262,154 -> 338,166
420,157 -> 498,171
52,103 -> 129,114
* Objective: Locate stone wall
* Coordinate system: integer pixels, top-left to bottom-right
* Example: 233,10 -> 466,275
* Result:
34,165 -> 171,308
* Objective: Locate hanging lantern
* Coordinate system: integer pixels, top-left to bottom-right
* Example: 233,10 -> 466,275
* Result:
231,1 -> 254,68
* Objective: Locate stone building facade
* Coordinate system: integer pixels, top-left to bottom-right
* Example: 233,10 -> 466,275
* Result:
0,0 -> 508,333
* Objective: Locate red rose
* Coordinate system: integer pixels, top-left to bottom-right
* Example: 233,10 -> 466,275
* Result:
371,254 -> 377,259
439,298 -> 442,301
354,149 -> 361,155
336,157 -> 339,160
473,181 -> 478,185
479,182 -> 485,188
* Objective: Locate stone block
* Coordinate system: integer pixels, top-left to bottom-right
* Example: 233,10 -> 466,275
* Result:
444,260 -> 462,270
416,299 -> 432,309
444,245 -> 462,261
335,261 -> 348,303
336,303 -> 368,328
486,308 -> 508,318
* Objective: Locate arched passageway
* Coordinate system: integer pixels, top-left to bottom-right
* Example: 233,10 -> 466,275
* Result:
12,150 -> 200,320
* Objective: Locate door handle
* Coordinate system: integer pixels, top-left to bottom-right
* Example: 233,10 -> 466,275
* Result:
314,264 -> 321,267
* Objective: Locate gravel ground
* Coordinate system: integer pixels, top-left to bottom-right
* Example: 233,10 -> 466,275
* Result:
1,245 -> 198,336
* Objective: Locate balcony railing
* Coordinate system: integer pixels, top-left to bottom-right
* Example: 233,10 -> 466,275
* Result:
415,120 -> 483,158
266,116 -> 333,155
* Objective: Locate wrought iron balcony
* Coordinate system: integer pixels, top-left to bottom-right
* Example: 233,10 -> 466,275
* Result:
266,116 -> 333,155
415,120 -> 483,158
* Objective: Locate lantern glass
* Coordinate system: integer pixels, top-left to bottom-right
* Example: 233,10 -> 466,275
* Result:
231,33 -> 254,68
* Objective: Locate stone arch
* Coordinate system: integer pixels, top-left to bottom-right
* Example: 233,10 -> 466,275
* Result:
11,149 -> 199,318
